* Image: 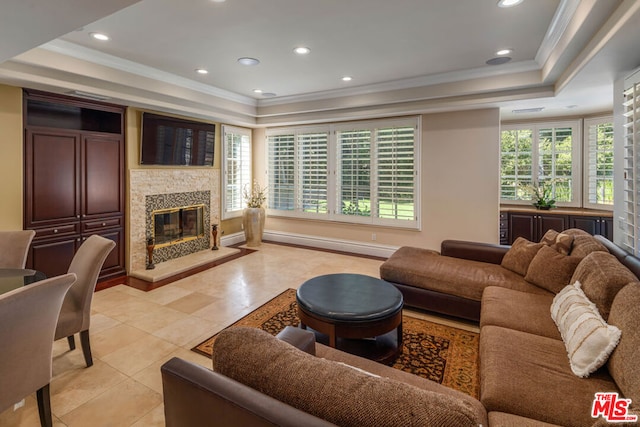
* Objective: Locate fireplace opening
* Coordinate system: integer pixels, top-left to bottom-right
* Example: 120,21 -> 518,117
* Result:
152,204 -> 205,247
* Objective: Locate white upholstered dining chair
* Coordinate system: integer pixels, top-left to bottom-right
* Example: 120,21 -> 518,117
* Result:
0,230 -> 36,268
0,273 -> 76,427
54,234 -> 115,367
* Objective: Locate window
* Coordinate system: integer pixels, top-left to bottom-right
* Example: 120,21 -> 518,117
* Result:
266,117 -> 419,228
584,117 -> 614,209
500,121 -> 581,207
221,125 -> 251,219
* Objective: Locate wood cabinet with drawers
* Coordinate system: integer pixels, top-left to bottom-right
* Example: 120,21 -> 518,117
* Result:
23,90 -> 126,280
501,207 -> 613,245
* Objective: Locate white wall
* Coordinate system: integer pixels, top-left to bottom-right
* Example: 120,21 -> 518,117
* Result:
254,108 -> 501,253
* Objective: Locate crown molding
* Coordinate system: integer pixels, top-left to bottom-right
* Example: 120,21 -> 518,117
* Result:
41,39 -> 257,107
535,0 -> 582,67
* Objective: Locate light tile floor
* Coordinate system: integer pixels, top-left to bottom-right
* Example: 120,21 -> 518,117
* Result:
1,243 -> 478,426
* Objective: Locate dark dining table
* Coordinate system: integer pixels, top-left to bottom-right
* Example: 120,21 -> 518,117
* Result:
0,268 -> 47,295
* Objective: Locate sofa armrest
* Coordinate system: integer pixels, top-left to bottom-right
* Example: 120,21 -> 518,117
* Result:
161,357 -> 335,427
440,240 -> 510,265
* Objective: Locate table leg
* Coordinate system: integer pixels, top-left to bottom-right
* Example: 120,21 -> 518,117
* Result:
397,321 -> 403,350
329,324 -> 336,348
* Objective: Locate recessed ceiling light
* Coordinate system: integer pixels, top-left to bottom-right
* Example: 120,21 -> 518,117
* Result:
237,57 -> 260,66
497,0 -> 524,7
211,0 -> 226,2
294,47 -> 311,55
253,89 -> 263,93
496,49 -> 513,56
342,76 -> 353,82
90,32 -> 110,41
195,68 -> 209,75
486,56 -> 512,66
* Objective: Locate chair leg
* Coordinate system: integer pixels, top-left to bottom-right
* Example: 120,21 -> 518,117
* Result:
36,384 -> 53,427
80,330 -> 93,367
67,335 -> 76,351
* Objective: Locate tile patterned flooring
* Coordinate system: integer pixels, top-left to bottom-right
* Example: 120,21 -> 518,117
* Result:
0,243 -> 478,426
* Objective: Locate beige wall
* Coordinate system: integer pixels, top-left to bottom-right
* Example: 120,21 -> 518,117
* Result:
255,108 -> 501,251
0,84 -> 23,230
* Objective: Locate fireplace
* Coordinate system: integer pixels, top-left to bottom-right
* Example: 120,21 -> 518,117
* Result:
152,204 -> 205,248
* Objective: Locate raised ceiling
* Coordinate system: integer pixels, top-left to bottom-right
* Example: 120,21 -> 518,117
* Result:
1,0 -> 639,126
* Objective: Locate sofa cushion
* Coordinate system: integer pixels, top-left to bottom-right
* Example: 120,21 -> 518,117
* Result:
488,412 -> 565,427
213,326 -> 484,427
480,286 -> 559,340
524,245 -> 582,293
380,247 -> 549,302
569,234 -> 609,259
540,229 -> 574,255
480,325 -> 619,427
607,283 -> 640,406
501,237 -> 544,276
551,283 -> 621,378
570,251 -> 638,320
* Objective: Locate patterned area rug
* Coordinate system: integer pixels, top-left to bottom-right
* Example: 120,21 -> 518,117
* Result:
192,288 -> 479,398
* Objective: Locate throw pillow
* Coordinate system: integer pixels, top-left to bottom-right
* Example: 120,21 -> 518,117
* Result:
540,229 -> 574,255
570,251 -> 638,320
550,282 -> 622,378
501,237 -> 544,276
524,245 -> 582,293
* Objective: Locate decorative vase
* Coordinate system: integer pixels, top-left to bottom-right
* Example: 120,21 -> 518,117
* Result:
243,207 -> 265,247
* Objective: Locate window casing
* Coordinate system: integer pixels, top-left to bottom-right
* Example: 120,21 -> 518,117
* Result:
500,121 -> 581,207
584,117 -> 614,210
222,125 -> 252,219
266,117 -> 420,228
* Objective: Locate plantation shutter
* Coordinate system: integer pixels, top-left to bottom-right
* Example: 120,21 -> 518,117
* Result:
621,74 -> 640,254
500,128 -> 533,200
298,130 -> 328,214
376,126 -> 415,221
337,129 -> 371,217
222,125 -> 251,219
267,133 -> 296,211
538,126 -> 574,203
585,119 -> 614,207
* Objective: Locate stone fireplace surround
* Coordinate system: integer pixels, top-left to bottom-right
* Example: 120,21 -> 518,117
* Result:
129,169 -> 220,272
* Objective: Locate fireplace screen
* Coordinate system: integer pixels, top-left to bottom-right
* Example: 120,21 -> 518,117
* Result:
152,204 -> 205,247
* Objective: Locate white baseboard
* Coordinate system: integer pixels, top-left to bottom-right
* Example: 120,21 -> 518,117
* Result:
221,230 -> 399,258
263,230 -> 398,258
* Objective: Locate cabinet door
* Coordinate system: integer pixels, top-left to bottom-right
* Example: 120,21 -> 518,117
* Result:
82,134 -> 124,219
570,216 -> 599,235
25,129 -> 81,228
509,213 -> 536,243
537,214 -> 568,240
599,218 -> 613,241
27,235 -> 80,278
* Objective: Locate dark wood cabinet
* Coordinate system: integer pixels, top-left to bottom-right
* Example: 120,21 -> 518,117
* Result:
23,90 -> 126,280
509,212 -> 568,242
569,215 -> 613,241
502,209 -> 613,244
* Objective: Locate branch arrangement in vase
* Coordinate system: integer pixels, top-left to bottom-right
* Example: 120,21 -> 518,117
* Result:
243,180 -> 267,208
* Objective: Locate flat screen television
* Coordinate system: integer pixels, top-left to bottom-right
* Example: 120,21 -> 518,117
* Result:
140,112 -> 215,166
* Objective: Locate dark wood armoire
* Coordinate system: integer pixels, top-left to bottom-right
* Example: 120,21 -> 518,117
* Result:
23,90 -> 126,280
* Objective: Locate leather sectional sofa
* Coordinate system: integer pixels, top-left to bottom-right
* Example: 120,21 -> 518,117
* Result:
161,229 -> 640,426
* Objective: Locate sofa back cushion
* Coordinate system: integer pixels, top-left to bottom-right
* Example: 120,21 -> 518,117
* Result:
606,283 -> 640,405
540,229 -> 574,255
501,237 -> 544,276
571,251 -> 638,320
564,231 -> 609,259
524,245 -> 582,293
213,327 -> 484,427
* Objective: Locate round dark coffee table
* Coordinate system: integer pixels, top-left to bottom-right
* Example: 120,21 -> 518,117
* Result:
296,273 -> 403,364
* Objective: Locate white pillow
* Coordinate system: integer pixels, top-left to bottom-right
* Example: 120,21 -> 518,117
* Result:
550,281 -> 621,378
